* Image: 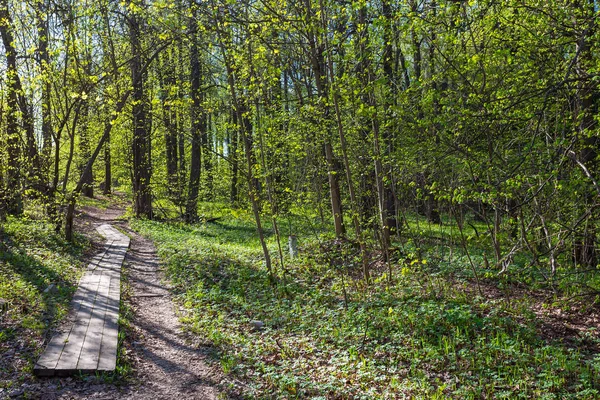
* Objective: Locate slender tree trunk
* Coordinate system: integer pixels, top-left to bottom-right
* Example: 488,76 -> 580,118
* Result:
319,0 -> 370,281
230,109 -> 239,204
160,52 -> 180,200
573,0 -> 598,267
176,7 -> 186,189
104,135 -> 112,194
256,97 -> 286,272
0,0 -> 23,214
356,5 -> 377,227
324,143 -> 345,236
79,102 -> 94,198
185,11 -> 204,223
62,112 -> 80,193
217,14 -> 273,280
381,0 -> 398,244
239,97 -> 274,280
101,7 -> 118,195
202,113 -> 213,199
304,0 -> 345,237
36,0 -> 53,185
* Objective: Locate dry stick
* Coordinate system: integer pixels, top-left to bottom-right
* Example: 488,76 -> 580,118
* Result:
255,98 -> 286,275
456,217 -> 483,297
216,17 -> 273,281
319,0 -> 370,283
371,98 -> 392,285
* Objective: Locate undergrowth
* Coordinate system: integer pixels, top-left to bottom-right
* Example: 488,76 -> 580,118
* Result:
0,214 -> 89,389
132,208 -> 600,399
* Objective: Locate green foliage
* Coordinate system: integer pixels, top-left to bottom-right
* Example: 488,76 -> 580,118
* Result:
132,212 -> 600,399
0,216 -> 88,331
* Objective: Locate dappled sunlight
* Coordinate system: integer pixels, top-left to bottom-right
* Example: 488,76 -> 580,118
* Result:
133,216 -> 600,398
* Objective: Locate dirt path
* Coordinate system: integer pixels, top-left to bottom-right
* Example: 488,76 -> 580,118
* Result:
120,225 -> 223,399
12,201 -> 228,399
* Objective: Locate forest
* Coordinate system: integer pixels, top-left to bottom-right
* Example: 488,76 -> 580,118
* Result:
1,0 -> 600,398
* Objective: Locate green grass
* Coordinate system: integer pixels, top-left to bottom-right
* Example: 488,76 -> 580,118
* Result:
0,215 -> 90,388
132,208 -> 600,399
77,195 -> 111,209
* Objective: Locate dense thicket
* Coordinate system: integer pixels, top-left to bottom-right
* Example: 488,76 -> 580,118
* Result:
0,0 -> 599,288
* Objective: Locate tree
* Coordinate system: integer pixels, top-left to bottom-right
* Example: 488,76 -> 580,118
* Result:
129,0 -> 153,219
185,3 -> 206,223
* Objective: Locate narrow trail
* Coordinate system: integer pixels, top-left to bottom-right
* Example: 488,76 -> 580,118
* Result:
120,224 -> 223,399
19,200 -> 228,399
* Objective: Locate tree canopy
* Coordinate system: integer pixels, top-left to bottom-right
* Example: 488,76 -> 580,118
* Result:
1,0 -> 598,280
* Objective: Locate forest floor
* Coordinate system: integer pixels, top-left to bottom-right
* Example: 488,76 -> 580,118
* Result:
0,195 -> 231,399
132,200 -> 600,398
2,194 -> 600,398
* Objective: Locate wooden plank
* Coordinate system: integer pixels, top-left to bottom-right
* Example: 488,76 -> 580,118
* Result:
34,275 -> 98,376
76,274 -> 111,371
71,276 -> 96,310
86,244 -> 112,273
97,276 -> 120,371
35,223 -> 130,377
54,275 -> 101,374
33,331 -> 70,376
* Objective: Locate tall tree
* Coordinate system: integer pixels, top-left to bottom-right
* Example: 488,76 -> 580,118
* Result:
302,0 -> 345,238
129,1 -> 153,218
0,0 -> 23,215
185,4 -> 205,223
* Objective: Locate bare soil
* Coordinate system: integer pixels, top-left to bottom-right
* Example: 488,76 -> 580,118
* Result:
2,197 -> 230,399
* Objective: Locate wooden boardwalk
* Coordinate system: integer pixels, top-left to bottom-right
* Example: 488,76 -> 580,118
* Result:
34,224 -> 130,377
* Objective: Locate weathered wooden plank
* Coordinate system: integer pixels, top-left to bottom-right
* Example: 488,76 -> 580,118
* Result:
97,276 -> 120,371
33,275 -> 100,375
35,223 -> 129,377
54,275 -> 101,375
76,274 -> 111,371
33,331 -> 70,376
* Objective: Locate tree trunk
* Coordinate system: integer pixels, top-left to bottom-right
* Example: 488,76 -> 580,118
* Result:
356,5 -> 377,227
0,0 -> 23,215
104,134 -> 112,195
79,102 -> 94,198
101,7 -> 118,196
572,0 -> 598,268
129,5 -> 153,219
320,0 -> 370,281
230,109 -> 239,204
381,0 -> 398,243
217,13 -> 273,280
239,97 -> 273,279
36,0 -> 53,184
185,12 -> 204,223
160,52 -> 180,200
176,14 -> 187,189
202,113 -> 214,199
304,0 -> 345,237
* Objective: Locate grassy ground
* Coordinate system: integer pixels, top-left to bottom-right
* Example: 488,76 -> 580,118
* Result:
132,204 -> 600,399
0,194 -> 138,392
0,212 -> 90,389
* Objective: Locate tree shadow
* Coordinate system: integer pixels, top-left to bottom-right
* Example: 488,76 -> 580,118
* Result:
1,241 -> 77,300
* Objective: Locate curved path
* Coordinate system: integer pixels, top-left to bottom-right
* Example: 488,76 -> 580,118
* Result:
120,222 -> 223,399
34,225 -> 130,376
22,201 -> 227,399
